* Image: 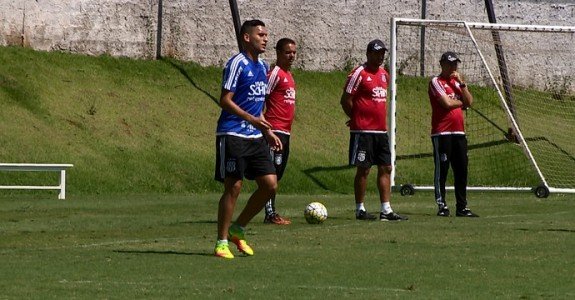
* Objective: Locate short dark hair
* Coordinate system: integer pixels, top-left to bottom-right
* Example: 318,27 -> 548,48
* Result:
276,38 -> 296,53
240,19 -> 266,36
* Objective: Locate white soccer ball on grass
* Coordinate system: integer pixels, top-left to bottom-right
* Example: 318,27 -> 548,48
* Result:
304,202 -> 328,224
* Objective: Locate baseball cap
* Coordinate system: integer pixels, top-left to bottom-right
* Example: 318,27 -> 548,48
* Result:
367,39 -> 387,52
440,51 -> 461,63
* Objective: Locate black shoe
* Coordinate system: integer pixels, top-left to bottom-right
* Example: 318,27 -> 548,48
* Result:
380,212 -> 408,221
356,210 -> 377,220
456,208 -> 479,217
437,207 -> 450,217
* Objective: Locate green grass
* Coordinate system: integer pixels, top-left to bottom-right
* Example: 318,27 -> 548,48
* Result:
1,42 -> 574,299
1,192 -> 574,298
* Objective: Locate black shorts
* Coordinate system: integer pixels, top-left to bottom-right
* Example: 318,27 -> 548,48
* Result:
349,132 -> 391,168
270,132 -> 290,181
215,135 -> 276,182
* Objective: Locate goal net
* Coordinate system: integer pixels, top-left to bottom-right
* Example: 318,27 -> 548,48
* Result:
389,18 -> 575,196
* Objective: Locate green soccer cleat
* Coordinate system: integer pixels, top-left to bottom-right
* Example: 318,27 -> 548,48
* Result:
228,224 -> 254,256
214,242 -> 234,259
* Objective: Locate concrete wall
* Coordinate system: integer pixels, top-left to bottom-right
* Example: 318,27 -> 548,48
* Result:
1,0 -> 574,88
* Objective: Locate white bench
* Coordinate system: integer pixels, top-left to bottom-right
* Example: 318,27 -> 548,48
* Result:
0,163 -> 74,199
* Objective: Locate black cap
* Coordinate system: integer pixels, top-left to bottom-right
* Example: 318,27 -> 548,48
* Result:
367,39 -> 387,52
440,51 -> 461,63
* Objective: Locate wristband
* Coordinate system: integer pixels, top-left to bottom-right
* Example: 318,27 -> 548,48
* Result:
459,83 -> 467,88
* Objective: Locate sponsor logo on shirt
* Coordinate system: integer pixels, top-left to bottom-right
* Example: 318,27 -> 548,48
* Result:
248,81 -> 267,102
284,87 -> 296,104
372,87 -> 387,102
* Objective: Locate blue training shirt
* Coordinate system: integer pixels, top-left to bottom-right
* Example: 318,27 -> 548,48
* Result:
216,52 -> 269,138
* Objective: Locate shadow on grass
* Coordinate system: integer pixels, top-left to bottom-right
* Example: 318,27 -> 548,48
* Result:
515,228 -> 575,233
525,136 -> 575,164
113,249 -> 213,256
177,220 -> 217,224
397,139 -> 512,160
161,58 -> 219,106
302,165 -> 353,193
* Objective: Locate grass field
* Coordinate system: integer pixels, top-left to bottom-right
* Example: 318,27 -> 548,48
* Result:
1,192 -> 574,298
1,46 -> 574,298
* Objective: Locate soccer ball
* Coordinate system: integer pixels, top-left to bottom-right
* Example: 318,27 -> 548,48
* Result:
304,202 -> 328,224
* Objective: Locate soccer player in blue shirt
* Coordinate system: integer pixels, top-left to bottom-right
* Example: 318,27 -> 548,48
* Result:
213,19 -> 282,259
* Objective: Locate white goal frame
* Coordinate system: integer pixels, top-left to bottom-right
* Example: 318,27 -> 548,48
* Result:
389,17 -> 575,196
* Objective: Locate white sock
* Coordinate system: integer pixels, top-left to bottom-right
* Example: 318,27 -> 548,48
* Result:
381,202 -> 393,214
216,239 -> 228,245
356,203 -> 366,212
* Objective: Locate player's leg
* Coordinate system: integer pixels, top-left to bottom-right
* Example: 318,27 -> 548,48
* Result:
375,133 -> 408,221
264,133 -> 291,225
350,133 -> 376,220
229,137 -> 277,255
214,135 -> 244,258
236,174 -> 278,227
218,177 -> 243,240
451,136 -> 478,217
230,173 -> 277,256
215,177 -> 242,258
432,135 -> 451,216
354,166 -> 373,219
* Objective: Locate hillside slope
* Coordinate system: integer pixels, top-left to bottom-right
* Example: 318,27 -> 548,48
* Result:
0,46 -> 356,195
0,46 -> 546,197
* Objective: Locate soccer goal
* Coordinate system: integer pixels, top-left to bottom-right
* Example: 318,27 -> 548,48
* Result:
388,18 -> 575,197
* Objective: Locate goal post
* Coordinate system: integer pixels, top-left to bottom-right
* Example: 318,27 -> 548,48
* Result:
389,18 -> 575,197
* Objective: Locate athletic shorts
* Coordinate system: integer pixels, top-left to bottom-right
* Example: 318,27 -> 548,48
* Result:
215,135 -> 276,182
270,132 -> 290,181
348,132 -> 391,168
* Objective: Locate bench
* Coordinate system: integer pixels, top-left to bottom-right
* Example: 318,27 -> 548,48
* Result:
0,163 -> 74,199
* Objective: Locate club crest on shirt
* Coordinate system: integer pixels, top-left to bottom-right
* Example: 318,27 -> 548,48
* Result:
357,151 -> 366,162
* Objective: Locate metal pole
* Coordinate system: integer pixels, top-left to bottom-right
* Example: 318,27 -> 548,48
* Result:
229,0 -> 243,52
155,0 -> 163,59
484,0 -> 518,136
419,0 -> 427,76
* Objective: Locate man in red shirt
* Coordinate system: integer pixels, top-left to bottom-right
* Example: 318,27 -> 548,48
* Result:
340,39 -> 408,221
263,38 -> 297,225
428,51 -> 478,217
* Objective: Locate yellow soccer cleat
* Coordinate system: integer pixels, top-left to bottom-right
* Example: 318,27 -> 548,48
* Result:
228,224 -> 254,256
214,242 -> 234,259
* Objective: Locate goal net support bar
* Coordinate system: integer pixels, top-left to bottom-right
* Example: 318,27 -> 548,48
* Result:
389,18 -> 575,196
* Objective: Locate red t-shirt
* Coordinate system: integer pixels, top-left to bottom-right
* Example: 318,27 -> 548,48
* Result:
344,64 -> 389,132
428,76 -> 465,136
264,66 -> 296,134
